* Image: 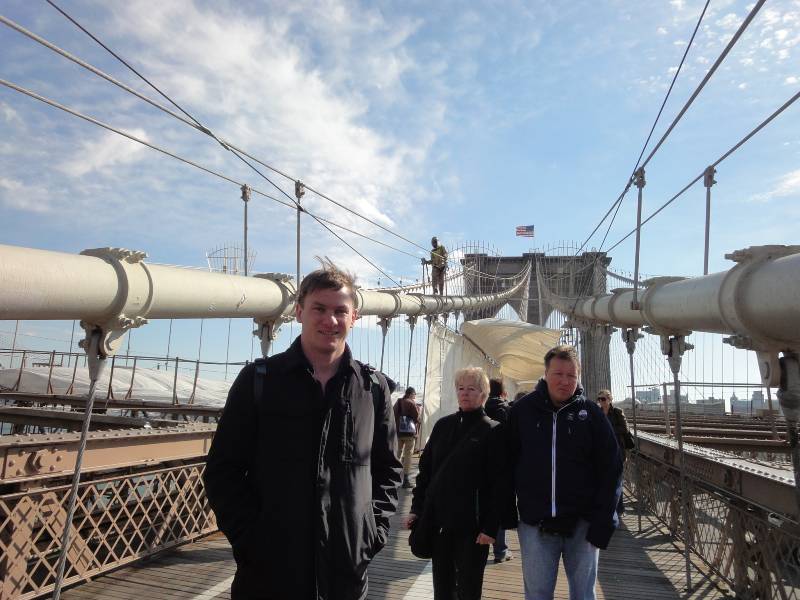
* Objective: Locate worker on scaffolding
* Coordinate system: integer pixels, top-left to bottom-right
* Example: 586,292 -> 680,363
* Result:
423,236 -> 448,295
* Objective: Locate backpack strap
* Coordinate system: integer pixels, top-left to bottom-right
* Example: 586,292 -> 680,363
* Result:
253,358 -> 267,403
359,362 -> 385,409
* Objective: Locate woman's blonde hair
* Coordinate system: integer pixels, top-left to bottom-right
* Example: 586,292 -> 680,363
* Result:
454,367 -> 490,398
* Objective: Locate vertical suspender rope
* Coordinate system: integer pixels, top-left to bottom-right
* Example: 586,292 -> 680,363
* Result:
631,168 -> 646,310
378,317 -> 391,372
52,331 -> 106,600
663,335 -> 694,592
623,328 -> 643,534
406,316 -> 417,389
418,315 -> 434,452
295,181 -> 305,288
241,184 -> 250,276
702,167 -> 716,275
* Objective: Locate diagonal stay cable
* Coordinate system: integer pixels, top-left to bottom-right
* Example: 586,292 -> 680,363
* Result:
305,212 -> 401,286
575,0 -> 711,257
639,0 -> 766,171
0,77 -> 415,259
40,2 -> 303,212
607,87 -> 800,253
32,3 -> 429,253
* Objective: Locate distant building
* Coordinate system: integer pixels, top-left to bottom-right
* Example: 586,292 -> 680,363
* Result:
635,387 -> 661,404
730,390 -> 771,415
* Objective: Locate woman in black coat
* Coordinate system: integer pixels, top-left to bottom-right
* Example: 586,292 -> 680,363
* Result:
597,389 -> 632,514
405,367 -> 503,600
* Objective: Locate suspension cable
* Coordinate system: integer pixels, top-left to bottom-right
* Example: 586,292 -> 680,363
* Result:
0,78 -> 419,263
24,4 -> 429,254
607,87 -> 800,253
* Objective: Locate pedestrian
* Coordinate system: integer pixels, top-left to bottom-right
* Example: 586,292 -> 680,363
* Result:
406,367 -> 504,600
596,389 -> 634,515
204,259 -> 403,600
395,386 -> 421,488
507,345 -> 622,600
484,378 -> 513,564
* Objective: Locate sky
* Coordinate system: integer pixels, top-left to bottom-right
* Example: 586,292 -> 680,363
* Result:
1,0 -> 799,373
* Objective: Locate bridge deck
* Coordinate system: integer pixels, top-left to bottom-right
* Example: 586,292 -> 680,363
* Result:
61,489 -> 731,600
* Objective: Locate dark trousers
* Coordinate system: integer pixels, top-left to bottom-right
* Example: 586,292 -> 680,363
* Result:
432,529 -> 489,600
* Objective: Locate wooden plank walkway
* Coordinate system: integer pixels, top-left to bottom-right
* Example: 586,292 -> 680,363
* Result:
62,488 -> 733,600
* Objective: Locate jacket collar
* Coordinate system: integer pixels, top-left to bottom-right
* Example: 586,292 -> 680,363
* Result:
281,335 -> 358,378
532,378 -> 586,412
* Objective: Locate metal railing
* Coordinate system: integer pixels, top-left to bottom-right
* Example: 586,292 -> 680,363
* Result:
0,460 -> 215,599
0,348 -> 244,406
627,450 -> 800,599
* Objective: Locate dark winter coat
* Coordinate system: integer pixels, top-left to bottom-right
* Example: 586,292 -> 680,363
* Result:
607,405 -> 632,461
411,408 -> 504,537
508,379 -> 622,549
484,394 -> 510,425
204,337 -> 403,600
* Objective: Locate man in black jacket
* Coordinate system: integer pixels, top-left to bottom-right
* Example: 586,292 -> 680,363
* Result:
204,261 -> 403,600
508,345 -> 621,600
484,378 -> 512,563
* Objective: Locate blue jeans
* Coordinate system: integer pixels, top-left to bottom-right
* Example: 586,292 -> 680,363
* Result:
493,528 -> 508,558
518,519 -> 598,600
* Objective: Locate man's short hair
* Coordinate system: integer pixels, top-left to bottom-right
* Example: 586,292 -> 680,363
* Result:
489,378 -> 504,397
544,344 -> 581,373
297,257 -> 357,307
454,367 -> 490,398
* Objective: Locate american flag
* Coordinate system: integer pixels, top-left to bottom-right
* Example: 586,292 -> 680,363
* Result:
515,225 -> 535,237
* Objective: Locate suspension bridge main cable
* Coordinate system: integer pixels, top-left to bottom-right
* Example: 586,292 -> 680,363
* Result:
606,86 -> 800,253
0,77 -> 415,263
638,0 -> 765,172
573,0 -> 724,256
21,4 -> 430,255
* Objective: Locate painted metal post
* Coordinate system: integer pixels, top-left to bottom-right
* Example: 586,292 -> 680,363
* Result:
631,168 -> 645,310
105,355 -> 117,401
703,166 -> 716,276
51,331 -> 106,600
378,317 -> 391,372
295,180 -> 305,288
662,382 -> 671,436
623,327 -> 643,533
124,356 -> 138,400
662,334 -> 694,591
241,184 -> 250,277
46,350 -> 56,395
406,315 -> 418,389
172,357 -> 180,405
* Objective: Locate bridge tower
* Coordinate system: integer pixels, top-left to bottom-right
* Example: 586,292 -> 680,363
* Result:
461,251 -> 612,397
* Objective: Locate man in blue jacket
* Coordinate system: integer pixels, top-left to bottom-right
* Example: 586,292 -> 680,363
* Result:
508,345 -> 622,600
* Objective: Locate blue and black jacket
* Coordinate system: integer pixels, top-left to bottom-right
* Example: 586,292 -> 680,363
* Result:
508,379 -> 622,549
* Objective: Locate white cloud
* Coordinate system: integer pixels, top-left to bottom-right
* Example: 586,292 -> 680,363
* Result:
57,130 -> 149,177
716,13 -> 740,30
751,169 -> 800,202
786,76 -> 799,84
657,27 -> 668,35
738,82 -> 748,89
0,177 -> 52,213
0,102 -> 22,124
670,0 -> 685,10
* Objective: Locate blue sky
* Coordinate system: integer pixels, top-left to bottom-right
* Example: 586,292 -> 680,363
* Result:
1,0 -> 799,371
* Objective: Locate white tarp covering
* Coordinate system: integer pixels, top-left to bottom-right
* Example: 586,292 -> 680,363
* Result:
419,321 -> 500,444
460,318 -> 562,384
419,318 -> 561,445
0,366 -> 232,406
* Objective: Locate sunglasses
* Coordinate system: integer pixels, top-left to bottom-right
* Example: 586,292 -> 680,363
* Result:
596,397 -> 609,402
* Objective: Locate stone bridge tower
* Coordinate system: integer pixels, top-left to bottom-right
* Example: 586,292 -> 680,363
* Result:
461,251 -> 612,397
